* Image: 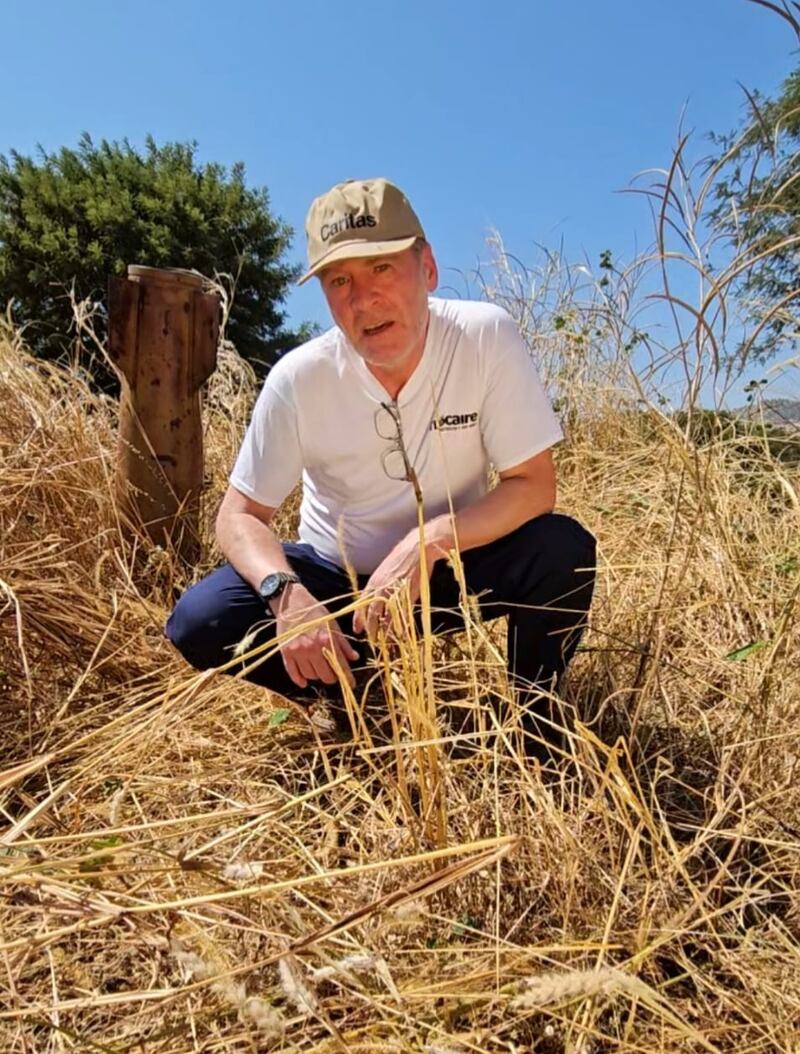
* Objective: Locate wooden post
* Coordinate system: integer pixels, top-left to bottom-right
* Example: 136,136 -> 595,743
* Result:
108,265 -> 220,564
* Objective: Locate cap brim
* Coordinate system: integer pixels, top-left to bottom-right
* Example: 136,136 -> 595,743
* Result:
297,236 -> 419,286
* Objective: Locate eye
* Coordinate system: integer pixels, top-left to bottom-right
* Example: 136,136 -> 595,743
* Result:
374,262 -> 391,274
328,274 -> 349,289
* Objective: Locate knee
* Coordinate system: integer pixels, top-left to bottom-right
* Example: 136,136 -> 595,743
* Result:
521,513 -> 596,581
164,593 -> 222,670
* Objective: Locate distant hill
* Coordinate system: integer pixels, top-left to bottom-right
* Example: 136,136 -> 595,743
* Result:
734,398 -> 800,431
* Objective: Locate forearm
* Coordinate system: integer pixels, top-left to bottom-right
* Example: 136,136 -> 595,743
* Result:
423,475 -> 555,563
358,458 -> 556,635
216,503 -> 357,688
215,511 -> 294,593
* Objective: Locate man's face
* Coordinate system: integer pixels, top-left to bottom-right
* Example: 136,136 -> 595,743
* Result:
318,244 -> 438,375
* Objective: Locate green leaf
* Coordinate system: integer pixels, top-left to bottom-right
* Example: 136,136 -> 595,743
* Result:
776,554 -> 799,576
268,707 -> 291,726
90,836 -> 122,850
724,641 -> 767,662
79,835 -> 123,872
451,913 -> 480,937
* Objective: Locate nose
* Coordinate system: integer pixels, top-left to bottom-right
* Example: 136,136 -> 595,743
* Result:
348,273 -> 379,312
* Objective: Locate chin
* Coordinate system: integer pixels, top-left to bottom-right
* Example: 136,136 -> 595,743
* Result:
357,337 -> 403,359
369,347 -> 410,368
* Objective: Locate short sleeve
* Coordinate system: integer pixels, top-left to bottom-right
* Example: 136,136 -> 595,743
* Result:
229,376 -> 303,508
479,310 -> 563,471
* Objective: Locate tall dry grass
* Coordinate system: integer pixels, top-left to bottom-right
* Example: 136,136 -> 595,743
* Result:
1,127 -> 799,1052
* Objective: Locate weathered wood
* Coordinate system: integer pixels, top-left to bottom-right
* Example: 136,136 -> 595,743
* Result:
109,266 -> 220,565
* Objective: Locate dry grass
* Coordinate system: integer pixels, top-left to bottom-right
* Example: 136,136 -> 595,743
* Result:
2,137 -> 800,1052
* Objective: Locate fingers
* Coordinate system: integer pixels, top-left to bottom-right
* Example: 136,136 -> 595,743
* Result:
365,598 -> 388,643
330,622 -> 359,663
354,603 -> 385,638
355,573 -> 423,640
329,629 -> 358,687
281,622 -> 359,690
323,647 -> 355,688
308,650 -> 338,685
353,573 -> 379,635
354,587 -> 388,640
290,645 -> 336,687
284,650 -> 332,688
284,656 -> 307,690
358,597 -> 398,642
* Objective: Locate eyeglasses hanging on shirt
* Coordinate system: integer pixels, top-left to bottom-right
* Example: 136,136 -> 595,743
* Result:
373,401 -> 423,504
371,330 -> 461,495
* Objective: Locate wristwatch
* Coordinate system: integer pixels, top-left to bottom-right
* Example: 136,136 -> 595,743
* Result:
258,571 -> 300,607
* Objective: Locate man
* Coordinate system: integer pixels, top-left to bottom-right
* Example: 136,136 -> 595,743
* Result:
165,178 -> 596,759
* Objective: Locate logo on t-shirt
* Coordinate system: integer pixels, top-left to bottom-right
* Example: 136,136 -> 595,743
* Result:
430,411 -> 479,432
320,213 -> 377,242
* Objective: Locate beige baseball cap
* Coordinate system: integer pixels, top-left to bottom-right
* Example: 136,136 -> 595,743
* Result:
298,178 -> 426,285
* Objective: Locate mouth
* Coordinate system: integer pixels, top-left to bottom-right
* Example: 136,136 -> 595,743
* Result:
362,321 -> 394,338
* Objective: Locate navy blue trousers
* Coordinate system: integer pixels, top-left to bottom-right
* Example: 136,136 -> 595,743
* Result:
165,514 -> 595,750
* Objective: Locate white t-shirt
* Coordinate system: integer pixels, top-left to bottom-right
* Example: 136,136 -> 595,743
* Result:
230,297 -> 563,574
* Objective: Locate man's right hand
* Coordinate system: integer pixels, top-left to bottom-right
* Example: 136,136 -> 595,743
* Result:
271,584 -> 359,690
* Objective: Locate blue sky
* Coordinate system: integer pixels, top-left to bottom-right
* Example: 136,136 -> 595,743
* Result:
2,0 -> 797,402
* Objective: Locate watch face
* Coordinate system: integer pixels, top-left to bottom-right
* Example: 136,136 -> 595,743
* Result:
259,573 -> 281,599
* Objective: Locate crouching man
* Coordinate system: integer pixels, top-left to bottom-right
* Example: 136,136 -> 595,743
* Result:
165,177 -> 596,760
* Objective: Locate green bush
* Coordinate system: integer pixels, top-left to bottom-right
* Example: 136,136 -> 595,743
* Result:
0,133 -> 305,383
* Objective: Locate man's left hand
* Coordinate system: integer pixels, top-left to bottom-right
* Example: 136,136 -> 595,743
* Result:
353,517 -> 454,641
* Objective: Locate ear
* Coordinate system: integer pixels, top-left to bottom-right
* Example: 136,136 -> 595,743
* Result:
421,243 -> 439,292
